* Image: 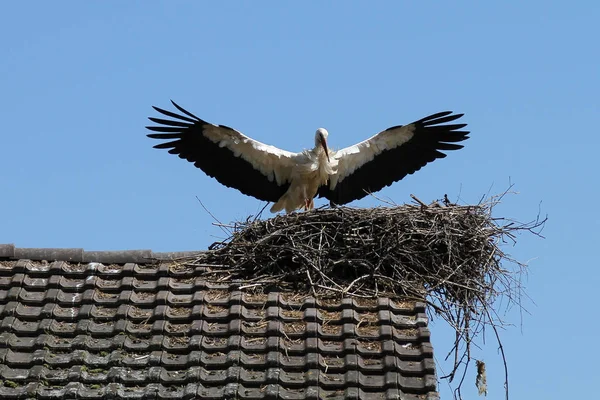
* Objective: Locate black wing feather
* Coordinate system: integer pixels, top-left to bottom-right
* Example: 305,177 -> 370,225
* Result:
319,111 -> 469,205
146,101 -> 289,203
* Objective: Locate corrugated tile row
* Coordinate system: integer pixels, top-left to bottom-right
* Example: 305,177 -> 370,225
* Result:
0,259 -> 438,399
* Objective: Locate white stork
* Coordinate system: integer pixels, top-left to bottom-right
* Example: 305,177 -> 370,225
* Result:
146,101 -> 469,213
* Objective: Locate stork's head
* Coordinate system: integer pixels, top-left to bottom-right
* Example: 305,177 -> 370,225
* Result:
315,128 -> 330,161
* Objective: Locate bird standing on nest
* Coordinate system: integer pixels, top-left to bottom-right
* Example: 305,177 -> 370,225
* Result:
147,101 -> 469,213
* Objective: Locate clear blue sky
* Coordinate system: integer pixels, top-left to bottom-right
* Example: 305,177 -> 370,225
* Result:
1,2 -> 598,399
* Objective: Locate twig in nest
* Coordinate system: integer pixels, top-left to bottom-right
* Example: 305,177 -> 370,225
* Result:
195,196 -> 231,237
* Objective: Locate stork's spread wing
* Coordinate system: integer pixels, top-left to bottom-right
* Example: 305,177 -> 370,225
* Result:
146,101 -> 298,202
319,111 -> 469,205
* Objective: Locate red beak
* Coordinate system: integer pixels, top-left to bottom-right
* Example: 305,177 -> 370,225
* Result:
320,136 -> 329,161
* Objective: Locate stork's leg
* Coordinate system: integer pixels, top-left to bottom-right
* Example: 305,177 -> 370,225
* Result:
302,186 -> 310,210
303,197 -> 315,210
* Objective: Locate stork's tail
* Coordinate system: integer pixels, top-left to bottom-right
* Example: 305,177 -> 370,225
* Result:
270,194 -> 288,213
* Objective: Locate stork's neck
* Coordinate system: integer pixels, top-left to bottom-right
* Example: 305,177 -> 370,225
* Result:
313,144 -> 327,155
312,145 -> 329,165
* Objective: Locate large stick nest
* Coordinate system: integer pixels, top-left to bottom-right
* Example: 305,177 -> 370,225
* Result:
209,201 -> 493,303
195,194 -> 542,306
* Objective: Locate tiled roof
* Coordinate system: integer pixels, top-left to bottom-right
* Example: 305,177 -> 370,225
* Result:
0,245 -> 438,399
